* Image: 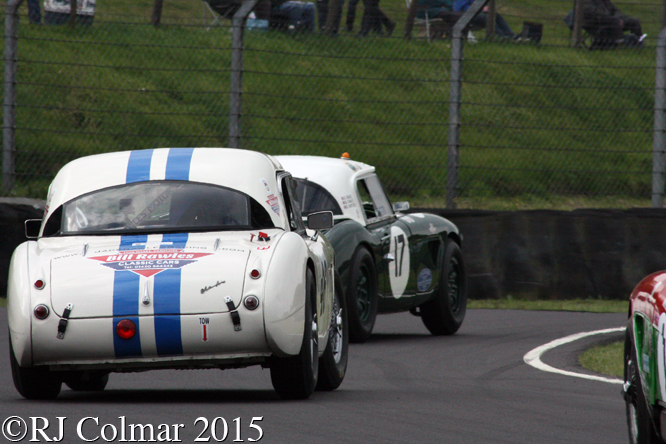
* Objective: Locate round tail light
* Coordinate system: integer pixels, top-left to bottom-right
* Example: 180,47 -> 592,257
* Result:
250,269 -> 261,279
33,304 -> 50,320
116,319 -> 136,339
34,279 -> 45,290
243,295 -> 260,310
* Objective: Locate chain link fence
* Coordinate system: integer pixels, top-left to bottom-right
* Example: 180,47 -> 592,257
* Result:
2,0 -> 664,209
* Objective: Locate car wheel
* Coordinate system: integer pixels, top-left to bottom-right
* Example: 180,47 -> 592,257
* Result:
624,326 -> 663,444
270,268 -> 319,400
9,338 -> 61,400
316,270 -> 349,391
420,240 -> 467,336
65,372 -> 109,391
347,247 -> 378,343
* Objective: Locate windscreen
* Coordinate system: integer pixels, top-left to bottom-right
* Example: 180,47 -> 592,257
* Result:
293,178 -> 343,216
60,181 -> 268,234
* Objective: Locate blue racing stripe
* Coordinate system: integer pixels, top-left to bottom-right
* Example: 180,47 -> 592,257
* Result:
112,271 -> 142,357
161,233 -> 188,249
165,148 -> 194,181
126,149 -> 154,184
153,268 -> 184,356
119,235 -> 148,251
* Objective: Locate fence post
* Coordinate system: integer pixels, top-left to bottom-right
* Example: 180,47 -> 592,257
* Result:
653,27 -> 666,208
447,0 -> 488,209
485,0 -> 495,41
3,0 -> 21,193
570,0 -> 583,47
229,0 -> 259,149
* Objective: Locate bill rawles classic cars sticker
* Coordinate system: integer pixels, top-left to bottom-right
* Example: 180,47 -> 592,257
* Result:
89,248 -> 212,278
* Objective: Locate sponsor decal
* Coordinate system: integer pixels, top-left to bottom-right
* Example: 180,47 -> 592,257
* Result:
658,313 -> 666,401
341,194 -> 357,210
200,317 -> 210,342
345,162 -> 358,172
257,246 -> 271,250
266,194 -> 280,216
417,268 -> 432,292
201,280 -> 225,294
400,216 -> 415,224
91,248 -> 211,278
429,223 -> 437,234
261,178 -> 271,192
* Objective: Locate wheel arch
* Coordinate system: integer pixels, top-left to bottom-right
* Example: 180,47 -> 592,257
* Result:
7,241 -> 36,367
263,232 -> 309,358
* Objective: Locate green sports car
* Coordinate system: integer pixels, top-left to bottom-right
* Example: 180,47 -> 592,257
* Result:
277,154 -> 467,343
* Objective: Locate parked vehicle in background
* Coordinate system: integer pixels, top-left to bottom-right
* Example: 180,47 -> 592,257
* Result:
7,147 -> 347,400
277,154 -> 467,343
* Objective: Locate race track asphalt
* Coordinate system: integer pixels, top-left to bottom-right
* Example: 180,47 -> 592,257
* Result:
0,307 -> 627,444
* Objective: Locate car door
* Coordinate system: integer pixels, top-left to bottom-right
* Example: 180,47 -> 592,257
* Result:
356,175 -> 413,312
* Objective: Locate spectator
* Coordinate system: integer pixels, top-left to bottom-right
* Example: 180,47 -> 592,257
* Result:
453,0 -> 515,39
357,0 -> 395,37
28,0 -> 41,24
317,0 -> 344,33
580,0 -> 644,47
254,0 -> 316,32
417,0 -> 453,21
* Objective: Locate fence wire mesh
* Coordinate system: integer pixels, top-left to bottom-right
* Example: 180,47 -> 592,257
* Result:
2,0 -> 664,209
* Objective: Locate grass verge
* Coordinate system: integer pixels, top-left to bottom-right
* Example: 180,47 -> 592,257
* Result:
579,340 -> 623,379
468,298 -> 627,313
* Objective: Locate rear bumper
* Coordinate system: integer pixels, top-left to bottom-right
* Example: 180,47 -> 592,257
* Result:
31,311 -> 270,367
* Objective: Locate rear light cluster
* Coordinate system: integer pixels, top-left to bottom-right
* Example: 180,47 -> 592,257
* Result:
116,319 -> 136,339
33,304 -> 50,320
243,295 -> 260,310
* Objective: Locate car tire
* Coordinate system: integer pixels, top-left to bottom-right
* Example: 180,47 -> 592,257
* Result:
420,240 -> 467,336
269,268 -> 319,400
65,372 -> 109,391
9,338 -> 61,400
316,270 -> 349,391
624,326 -> 663,444
347,247 -> 378,343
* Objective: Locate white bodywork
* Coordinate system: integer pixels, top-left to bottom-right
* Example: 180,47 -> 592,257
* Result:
8,148 -> 334,371
276,155 -> 375,224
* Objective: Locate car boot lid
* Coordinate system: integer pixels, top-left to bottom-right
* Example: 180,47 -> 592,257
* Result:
46,230 -> 282,318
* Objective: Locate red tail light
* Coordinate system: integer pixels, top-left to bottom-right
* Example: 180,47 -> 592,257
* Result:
116,319 -> 136,339
34,279 -> 45,290
33,304 -> 50,319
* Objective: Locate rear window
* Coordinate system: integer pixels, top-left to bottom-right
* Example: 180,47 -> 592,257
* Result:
48,181 -> 274,235
293,179 -> 343,216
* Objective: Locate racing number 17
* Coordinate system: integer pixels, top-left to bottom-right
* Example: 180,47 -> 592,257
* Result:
394,234 -> 405,277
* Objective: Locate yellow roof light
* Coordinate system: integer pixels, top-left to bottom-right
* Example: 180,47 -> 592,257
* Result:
341,152 -> 350,159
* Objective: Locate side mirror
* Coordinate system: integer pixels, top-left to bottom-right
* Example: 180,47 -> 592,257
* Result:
307,211 -> 334,230
25,219 -> 42,239
393,201 -> 410,212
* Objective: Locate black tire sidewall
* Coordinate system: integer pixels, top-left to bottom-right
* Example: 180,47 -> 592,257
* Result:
316,270 -> 349,391
269,268 -> 318,400
346,247 -> 378,343
625,324 -> 663,444
421,240 -> 467,335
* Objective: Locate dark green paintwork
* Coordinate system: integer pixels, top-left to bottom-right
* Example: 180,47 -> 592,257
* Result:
324,213 -> 461,315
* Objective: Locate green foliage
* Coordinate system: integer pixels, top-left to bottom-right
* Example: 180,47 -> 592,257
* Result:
4,0 -> 658,209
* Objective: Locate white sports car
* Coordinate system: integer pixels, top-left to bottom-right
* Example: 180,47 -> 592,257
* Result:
7,148 -> 348,400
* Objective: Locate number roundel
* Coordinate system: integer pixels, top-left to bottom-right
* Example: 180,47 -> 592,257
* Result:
388,226 -> 410,299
